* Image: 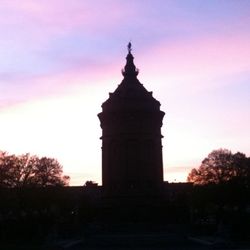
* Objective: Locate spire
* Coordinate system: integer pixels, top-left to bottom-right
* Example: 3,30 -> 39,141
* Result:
128,42 -> 132,53
122,42 -> 139,77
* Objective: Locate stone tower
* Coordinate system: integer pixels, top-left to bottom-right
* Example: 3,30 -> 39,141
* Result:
98,44 -> 165,192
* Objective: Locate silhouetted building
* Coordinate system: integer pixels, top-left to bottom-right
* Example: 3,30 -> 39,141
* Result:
98,44 -> 165,192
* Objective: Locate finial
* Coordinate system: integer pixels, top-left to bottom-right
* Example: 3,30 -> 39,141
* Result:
122,42 -> 139,77
127,42 -> 132,53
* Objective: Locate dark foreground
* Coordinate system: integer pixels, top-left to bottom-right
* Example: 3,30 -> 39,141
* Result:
1,226 -> 250,250
1,185 -> 249,249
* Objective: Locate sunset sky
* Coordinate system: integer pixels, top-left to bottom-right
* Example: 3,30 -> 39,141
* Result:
0,0 -> 250,185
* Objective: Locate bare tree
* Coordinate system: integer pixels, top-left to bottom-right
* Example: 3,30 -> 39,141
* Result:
0,151 -> 70,187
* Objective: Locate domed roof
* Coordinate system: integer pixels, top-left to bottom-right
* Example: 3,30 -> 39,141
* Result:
101,44 -> 161,112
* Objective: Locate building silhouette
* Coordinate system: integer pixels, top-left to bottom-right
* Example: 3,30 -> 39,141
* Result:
98,44 -> 165,192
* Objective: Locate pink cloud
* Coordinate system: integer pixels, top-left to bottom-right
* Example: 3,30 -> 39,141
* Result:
0,1 -> 135,40
0,54 -> 124,110
137,33 -> 250,94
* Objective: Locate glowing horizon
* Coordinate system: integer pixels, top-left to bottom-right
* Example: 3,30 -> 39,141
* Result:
0,1 -> 250,185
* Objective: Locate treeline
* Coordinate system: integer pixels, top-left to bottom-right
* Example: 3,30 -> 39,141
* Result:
0,151 -> 69,187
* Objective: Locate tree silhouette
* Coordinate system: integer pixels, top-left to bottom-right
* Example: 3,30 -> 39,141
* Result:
84,180 -> 98,187
187,149 -> 250,185
0,151 -> 69,187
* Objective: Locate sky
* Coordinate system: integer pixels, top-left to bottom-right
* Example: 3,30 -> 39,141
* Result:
0,0 -> 250,185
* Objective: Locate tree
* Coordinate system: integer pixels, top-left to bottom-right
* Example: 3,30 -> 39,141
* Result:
0,152 -> 70,187
84,180 -> 98,187
31,157 -> 70,187
187,149 -> 250,185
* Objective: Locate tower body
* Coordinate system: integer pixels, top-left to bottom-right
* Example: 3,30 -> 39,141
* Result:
98,46 -> 165,192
